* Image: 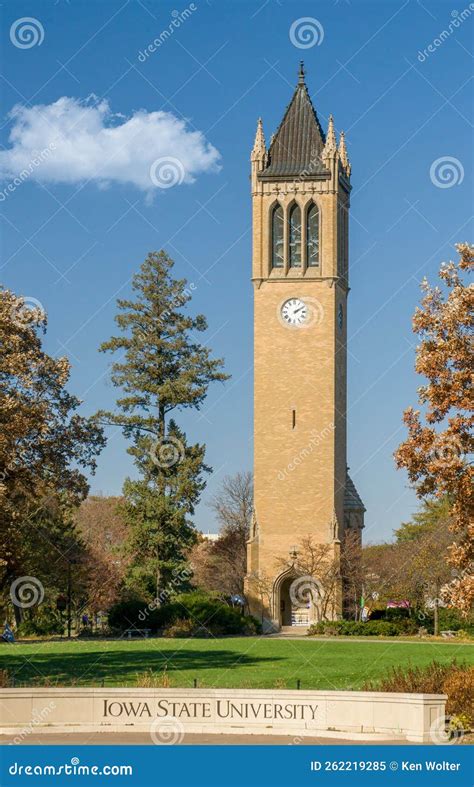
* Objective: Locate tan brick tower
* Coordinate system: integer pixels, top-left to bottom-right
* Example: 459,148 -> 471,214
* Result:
245,64 -> 365,632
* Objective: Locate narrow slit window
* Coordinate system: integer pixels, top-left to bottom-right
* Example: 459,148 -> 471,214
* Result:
292,409 -> 296,429
271,204 -> 284,268
306,203 -> 320,267
288,204 -> 301,267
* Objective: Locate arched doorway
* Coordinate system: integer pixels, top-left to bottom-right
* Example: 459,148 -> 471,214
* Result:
274,571 -> 321,628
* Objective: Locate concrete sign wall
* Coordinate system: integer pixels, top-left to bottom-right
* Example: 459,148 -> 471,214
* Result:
0,688 -> 447,743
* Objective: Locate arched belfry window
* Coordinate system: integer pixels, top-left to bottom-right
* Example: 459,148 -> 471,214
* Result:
306,203 -> 320,267
288,204 -> 301,267
271,204 -> 284,268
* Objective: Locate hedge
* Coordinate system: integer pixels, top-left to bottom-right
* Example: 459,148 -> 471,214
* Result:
108,592 -> 261,637
307,620 -> 416,637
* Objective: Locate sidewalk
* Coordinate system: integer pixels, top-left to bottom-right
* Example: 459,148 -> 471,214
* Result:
0,732 -> 414,746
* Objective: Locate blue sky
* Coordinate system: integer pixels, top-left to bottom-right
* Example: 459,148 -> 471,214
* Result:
1,0 -> 472,542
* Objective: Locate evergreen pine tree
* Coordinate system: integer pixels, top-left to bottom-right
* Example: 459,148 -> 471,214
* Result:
98,251 -> 229,597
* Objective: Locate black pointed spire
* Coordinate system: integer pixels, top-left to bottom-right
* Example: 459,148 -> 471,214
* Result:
258,65 -> 328,180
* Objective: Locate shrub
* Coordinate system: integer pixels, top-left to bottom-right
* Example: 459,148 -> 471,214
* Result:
172,592 -> 261,636
413,608 -> 474,636
363,659 -> 454,693
241,615 -> 262,635
370,607 -> 411,622
107,597 -> 177,633
17,613 -> 63,637
367,609 -> 419,634
363,659 -> 473,726
136,668 -> 171,688
439,608 -> 474,632
443,667 -> 474,725
0,669 -> 10,687
163,619 -> 210,638
108,591 -> 261,637
308,620 -> 400,637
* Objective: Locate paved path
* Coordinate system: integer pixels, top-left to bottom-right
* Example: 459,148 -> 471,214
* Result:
0,732 -> 409,746
269,634 -> 473,644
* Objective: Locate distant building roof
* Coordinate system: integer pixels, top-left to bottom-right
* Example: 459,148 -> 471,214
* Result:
258,62 -> 329,181
200,531 -> 219,542
344,472 -> 366,512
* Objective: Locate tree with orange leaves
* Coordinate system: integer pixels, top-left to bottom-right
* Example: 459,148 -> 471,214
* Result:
395,243 -> 473,615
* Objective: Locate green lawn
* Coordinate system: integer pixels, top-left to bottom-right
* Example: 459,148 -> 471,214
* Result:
1,637 -> 472,690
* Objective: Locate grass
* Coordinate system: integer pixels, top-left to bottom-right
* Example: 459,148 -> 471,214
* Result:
1,637 -> 473,690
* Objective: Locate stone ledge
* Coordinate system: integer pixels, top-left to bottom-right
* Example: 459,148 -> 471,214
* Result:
0,687 -> 447,744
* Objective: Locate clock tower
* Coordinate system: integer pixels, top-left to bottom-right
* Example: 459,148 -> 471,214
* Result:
245,64 -> 365,632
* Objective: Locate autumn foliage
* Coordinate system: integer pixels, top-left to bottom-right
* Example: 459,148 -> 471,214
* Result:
0,289 -> 105,608
395,243 -> 473,614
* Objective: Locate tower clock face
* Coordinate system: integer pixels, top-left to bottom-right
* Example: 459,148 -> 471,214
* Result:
280,298 -> 308,327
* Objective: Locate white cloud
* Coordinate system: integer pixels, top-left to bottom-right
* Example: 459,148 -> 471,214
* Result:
0,96 -> 221,194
